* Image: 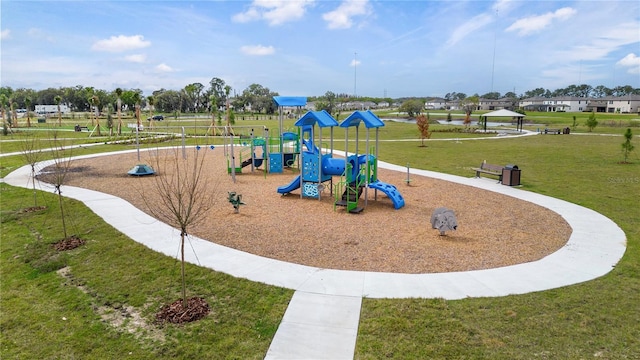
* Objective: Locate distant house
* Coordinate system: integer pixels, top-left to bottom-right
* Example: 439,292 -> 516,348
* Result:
520,96 -> 588,112
592,95 -> 640,113
478,97 -> 515,111
425,97 -> 447,110
520,95 -> 640,113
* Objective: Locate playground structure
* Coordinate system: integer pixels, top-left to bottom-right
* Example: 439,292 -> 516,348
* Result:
225,96 -> 306,176
277,109 -> 405,213
224,126 -> 300,175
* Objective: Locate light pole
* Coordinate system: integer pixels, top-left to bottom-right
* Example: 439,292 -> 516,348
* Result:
354,52 -> 357,98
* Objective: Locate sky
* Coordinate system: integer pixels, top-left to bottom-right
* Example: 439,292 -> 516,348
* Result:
1,0 -> 639,99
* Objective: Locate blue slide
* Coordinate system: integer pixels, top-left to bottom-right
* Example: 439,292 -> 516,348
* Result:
368,180 -> 405,209
277,175 -> 301,194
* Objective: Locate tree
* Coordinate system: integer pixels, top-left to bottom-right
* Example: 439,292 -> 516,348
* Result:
132,92 -> 141,129
416,113 -> 431,147
90,95 -> 101,136
106,104 -> 114,136
54,95 -> 62,126
25,96 -> 32,127
480,92 -> 501,100
48,131 -> 73,239
208,77 -> 227,112
209,95 -> 217,135
20,132 -> 44,208
461,95 -> 479,128
398,99 -> 424,117
142,146 -> 219,317
115,87 -> 123,135
11,100 -> 18,127
147,95 -> 155,130
621,128 -> 635,163
585,112 -> 598,132
0,94 -> 8,132
224,85 -> 232,128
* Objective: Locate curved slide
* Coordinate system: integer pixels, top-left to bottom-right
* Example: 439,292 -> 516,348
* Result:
368,180 -> 405,209
277,175 -> 301,194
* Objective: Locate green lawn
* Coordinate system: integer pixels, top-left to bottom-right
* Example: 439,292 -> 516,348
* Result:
2,114 -> 639,358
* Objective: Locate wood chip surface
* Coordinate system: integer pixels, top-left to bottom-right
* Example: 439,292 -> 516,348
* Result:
56,148 -> 571,274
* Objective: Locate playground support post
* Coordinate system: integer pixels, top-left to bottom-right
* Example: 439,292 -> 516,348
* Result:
229,128 -> 236,183
136,126 -> 140,161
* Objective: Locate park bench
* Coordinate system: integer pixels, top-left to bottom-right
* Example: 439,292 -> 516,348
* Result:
472,161 -> 503,182
541,127 -> 570,134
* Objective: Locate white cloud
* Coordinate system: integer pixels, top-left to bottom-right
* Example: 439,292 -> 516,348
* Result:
556,22 -> 640,62
617,53 -> 640,67
232,0 -> 314,26
156,63 -> 174,72
617,53 -> 640,74
240,45 -> 275,56
91,35 -> 151,53
322,0 -> 371,30
446,13 -> 493,47
506,7 -> 577,36
350,59 -> 361,67
124,54 -> 146,63
1,29 -> 10,40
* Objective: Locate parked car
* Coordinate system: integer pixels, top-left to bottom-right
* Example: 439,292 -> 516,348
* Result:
147,115 -> 164,121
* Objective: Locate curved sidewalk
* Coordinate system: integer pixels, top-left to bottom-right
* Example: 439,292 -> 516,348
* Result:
3,151 -> 626,298
3,150 -> 627,360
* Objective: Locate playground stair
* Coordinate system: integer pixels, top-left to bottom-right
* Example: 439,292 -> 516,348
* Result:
335,183 -> 365,213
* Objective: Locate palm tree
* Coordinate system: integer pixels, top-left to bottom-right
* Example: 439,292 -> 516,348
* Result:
115,88 -> 123,135
147,95 -> 155,130
88,96 -> 95,126
54,95 -> 62,126
209,95 -> 217,135
11,100 -> 18,128
24,96 -> 32,127
90,95 -> 101,135
132,92 -> 141,129
0,94 -> 8,130
224,85 -> 232,129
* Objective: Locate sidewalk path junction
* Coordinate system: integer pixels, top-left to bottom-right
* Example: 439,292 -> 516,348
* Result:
3,149 -> 626,360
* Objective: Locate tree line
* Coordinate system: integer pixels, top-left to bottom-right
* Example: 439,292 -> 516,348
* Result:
1,81 -> 638,117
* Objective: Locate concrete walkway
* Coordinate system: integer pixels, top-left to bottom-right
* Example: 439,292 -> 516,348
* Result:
3,150 -> 627,360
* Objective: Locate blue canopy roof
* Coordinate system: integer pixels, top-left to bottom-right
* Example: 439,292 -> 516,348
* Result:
273,96 -> 307,107
340,110 -> 385,128
294,110 -> 339,128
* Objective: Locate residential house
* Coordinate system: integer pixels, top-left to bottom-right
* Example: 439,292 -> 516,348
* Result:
478,97 -> 516,111
521,96 -> 589,112
593,95 -> 640,113
424,98 -> 447,110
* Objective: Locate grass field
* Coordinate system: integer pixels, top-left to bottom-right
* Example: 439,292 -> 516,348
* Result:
1,111 -> 639,359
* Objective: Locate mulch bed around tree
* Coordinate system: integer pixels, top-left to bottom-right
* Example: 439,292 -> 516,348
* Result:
20,206 -> 48,213
155,297 -> 210,324
52,235 -> 85,251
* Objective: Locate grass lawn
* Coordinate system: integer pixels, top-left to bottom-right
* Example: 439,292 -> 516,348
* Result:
2,113 -> 639,358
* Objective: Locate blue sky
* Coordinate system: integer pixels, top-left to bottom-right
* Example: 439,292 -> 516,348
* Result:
1,0 -> 639,98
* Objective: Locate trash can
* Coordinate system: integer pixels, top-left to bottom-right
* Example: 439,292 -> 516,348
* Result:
502,164 -> 521,186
